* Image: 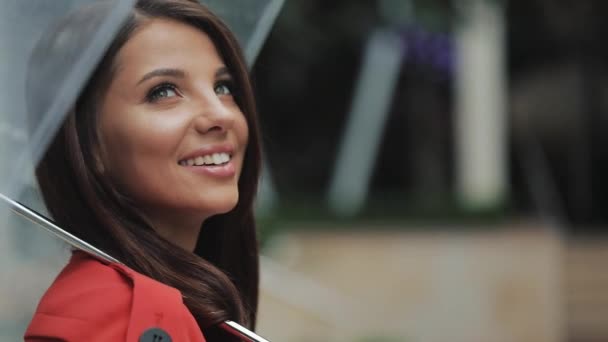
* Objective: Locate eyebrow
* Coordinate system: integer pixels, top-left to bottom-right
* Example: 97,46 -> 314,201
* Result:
215,66 -> 231,78
136,66 -> 232,86
137,68 -> 185,86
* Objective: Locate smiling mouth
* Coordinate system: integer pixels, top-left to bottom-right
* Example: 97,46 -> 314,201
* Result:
178,152 -> 232,166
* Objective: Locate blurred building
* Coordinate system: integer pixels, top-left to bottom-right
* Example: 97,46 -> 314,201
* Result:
2,0 -> 608,341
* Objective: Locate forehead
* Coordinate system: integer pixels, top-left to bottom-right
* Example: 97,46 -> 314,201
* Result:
114,18 -> 223,76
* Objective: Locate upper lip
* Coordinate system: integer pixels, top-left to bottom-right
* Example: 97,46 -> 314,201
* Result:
178,144 -> 234,163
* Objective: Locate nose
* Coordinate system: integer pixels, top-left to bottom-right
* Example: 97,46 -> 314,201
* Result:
192,91 -> 235,135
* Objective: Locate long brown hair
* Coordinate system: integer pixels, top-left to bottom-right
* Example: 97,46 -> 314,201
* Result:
27,0 -> 261,340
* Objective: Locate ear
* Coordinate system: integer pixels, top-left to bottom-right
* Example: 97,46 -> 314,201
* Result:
91,141 -> 106,175
92,119 -> 110,175
95,154 -> 105,174
91,150 -> 104,174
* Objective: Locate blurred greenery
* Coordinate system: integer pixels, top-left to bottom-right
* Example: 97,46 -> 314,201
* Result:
257,193 -> 511,246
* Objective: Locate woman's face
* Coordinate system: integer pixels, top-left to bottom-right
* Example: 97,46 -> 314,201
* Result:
97,18 -> 248,229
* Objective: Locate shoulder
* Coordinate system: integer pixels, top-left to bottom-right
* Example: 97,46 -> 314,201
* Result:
31,251 -> 132,322
25,251 -> 206,342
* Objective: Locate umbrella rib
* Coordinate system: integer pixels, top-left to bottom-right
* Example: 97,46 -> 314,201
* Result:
0,192 -> 271,342
0,192 -> 121,263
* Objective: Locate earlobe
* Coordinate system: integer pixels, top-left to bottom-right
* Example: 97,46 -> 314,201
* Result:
93,152 -> 105,174
96,157 -> 105,174
92,144 -> 106,175
93,127 -> 109,175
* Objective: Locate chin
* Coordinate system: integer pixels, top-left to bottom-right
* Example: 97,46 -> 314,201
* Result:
199,192 -> 240,217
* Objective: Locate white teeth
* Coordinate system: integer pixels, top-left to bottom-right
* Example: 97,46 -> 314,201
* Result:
181,152 -> 231,166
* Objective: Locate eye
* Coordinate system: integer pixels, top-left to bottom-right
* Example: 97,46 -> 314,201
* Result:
214,80 -> 234,96
146,83 -> 179,102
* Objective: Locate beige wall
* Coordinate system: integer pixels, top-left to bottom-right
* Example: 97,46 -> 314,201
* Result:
257,226 -> 564,342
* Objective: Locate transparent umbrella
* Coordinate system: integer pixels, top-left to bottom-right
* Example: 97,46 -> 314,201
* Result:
0,0 -> 281,340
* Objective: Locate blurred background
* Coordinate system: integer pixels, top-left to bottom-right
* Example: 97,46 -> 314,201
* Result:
2,0 -> 608,341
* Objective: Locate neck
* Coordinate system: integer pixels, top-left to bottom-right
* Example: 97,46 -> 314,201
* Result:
143,210 -> 205,252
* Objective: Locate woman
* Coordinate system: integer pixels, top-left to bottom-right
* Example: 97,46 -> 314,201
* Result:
24,0 -> 261,341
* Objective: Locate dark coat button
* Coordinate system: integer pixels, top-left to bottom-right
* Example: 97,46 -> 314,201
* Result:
139,327 -> 172,342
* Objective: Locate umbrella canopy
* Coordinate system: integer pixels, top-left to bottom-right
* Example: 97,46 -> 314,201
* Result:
0,0 -> 282,340
1,0 -> 135,205
0,1 -> 136,338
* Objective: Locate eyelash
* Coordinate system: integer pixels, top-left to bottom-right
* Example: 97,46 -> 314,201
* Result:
215,79 -> 236,96
144,80 -> 237,103
146,82 -> 178,103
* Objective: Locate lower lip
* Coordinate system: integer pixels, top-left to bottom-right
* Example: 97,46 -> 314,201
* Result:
181,161 -> 236,178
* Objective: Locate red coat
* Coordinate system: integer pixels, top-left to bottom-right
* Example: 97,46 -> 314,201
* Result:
24,251 -> 206,341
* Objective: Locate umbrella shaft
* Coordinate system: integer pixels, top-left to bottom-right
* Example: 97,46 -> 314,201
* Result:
0,192 -> 271,342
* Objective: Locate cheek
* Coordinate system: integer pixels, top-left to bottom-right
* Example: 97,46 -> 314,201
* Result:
235,113 -> 249,169
235,115 -> 249,183
239,115 -> 249,149
98,110 -> 185,186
